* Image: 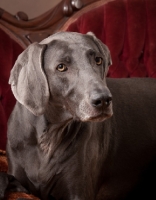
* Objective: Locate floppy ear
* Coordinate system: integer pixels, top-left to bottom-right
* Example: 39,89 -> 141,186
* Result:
9,42 -> 49,116
87,32 -> 112,76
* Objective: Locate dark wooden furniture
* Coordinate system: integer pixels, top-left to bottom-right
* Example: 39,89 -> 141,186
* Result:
0,0 -> 110,49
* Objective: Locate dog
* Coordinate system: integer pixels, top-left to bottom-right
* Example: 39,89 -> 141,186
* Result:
4,32 -> 156,200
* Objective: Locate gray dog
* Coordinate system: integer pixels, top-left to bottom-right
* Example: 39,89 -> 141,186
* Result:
5,32 -> 156,200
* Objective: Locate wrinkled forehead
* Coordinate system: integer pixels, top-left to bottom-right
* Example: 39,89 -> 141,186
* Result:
44,42 -> 101,65
41,32 -> 100,58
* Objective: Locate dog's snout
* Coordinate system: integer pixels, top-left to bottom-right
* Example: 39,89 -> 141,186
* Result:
90,93 -> 112,108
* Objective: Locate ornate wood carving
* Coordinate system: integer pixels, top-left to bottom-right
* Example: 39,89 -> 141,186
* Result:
0,0 -> 108,49
26,33 -> 50,43
15,12 -> 28,21
63,0 -> 83,16
71,0 -> 83,9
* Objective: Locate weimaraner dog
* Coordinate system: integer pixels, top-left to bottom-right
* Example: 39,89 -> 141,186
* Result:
1,32 -> 156,200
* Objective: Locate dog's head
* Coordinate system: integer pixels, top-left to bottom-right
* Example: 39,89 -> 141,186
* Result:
9,32 -> 113,122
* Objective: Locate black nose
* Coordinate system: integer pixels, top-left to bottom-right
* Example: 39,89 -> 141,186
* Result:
91,93 -> 112,108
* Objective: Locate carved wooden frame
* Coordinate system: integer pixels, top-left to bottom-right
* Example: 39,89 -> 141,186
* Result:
0,0 -> 111,49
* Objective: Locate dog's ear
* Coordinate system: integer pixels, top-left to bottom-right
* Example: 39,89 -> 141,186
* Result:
87,32 -> 112,76
9,42 -> 49,116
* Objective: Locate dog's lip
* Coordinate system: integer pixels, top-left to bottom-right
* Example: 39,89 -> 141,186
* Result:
85,111 -> 113,122
91,113 -> 111,120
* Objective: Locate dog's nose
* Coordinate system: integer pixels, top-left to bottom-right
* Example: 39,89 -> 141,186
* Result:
90,93 -> 112,108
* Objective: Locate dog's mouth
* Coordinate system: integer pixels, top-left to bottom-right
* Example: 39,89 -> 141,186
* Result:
78,102 -> 113,122
87,111 -> 113,122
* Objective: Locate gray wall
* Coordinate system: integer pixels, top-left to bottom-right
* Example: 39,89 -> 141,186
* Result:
0,0 -> 62,19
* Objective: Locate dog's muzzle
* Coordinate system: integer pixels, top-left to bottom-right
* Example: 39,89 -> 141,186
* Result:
78,88 -> 113,122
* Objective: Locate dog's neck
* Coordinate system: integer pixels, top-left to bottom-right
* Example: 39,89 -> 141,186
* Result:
38,103 -> 78,156
38,102 -> 114,159
37,106 -> 84,185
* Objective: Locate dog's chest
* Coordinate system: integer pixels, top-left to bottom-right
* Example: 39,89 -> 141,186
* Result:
33,121 -> 103,199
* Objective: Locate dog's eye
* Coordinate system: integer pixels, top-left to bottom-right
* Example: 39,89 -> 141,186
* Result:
95,57 -> 103,65
56,64 -> 68,72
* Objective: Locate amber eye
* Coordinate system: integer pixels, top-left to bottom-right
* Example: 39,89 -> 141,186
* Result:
95,57 -> 103,65
56,64 -> 68,72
